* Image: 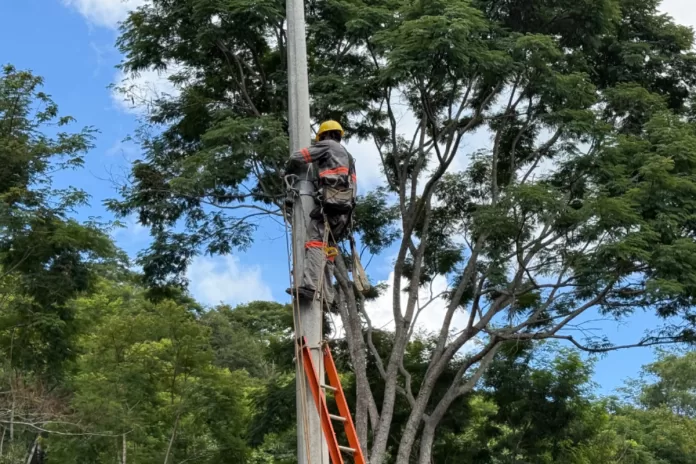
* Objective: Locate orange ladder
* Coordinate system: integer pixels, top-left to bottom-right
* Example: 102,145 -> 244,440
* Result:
299,337 -> 367,464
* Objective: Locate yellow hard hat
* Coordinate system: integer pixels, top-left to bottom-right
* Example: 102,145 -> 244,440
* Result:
316,120 -> 344,141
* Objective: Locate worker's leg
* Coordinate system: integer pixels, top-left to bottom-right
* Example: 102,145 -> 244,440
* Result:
300,217 -> 326,294
292,213 -> 349,303
328,213 -> 350,241
320,213 -> 350,306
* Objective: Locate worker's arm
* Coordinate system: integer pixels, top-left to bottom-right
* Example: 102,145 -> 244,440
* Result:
347,153 -> 358,199
286,142 -> 331,174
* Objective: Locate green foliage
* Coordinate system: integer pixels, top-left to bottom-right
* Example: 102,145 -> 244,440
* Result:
6,0 -> 696,459
105,0 -> 405,286
631,349 -> 696,418
604,407 -> 696,464
432,346 -> 696,464
44,279 -> 250,463
352,188 -> 401,255
106,0 -> 696,363
433,345 -> 601,463
0,64 -> 123,379
1,238 -> 694,464
202,301 -> 294,377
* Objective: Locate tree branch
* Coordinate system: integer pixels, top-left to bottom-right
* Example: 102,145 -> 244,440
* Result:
216,40 -> 261,118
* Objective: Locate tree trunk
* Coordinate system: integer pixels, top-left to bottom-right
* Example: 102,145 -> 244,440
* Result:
334,255 -> 375,451
163,410 -> 181,464
394,370 -> 441,463
417,344 -> 500,464
9,389 -> 14,441
370,269 -> 425,462
25,436 -> 38,464
417,390 -> 459,464
35,442 -> 45,464
122,434 -> 127,464
0,427 -> 5,457
10,369 -> 17,442
418,420 -> 437,464
9,331 -> 15,442
369,349 -> 402,462
372,185 -> 437,463
345,312 -> 371,450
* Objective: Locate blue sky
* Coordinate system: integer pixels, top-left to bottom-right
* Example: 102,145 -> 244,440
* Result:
2,0 -> 694,395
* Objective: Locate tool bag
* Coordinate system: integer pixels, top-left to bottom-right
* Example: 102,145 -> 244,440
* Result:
317,155 -> 356,215
320,185 -> 355,215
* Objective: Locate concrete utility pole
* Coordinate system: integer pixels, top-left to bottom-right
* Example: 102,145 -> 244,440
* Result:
286,0 -> 329,461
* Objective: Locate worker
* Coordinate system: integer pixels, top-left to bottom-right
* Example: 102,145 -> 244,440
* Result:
285,120 -> 357,306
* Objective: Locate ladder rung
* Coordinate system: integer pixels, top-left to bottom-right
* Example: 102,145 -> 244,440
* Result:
300,336 -> 366,464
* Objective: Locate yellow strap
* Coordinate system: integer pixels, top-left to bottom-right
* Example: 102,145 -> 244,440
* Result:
324,246 -> 338,258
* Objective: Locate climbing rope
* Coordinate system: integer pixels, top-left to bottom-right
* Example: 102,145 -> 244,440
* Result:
284,174 -> 344,464
283,178 -> 314,464
284,162 -> 368,464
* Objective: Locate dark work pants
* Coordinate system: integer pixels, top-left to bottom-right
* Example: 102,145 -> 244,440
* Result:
301,212 -> 350,305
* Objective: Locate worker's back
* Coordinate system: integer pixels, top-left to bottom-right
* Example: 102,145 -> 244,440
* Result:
287,138 -> 357,213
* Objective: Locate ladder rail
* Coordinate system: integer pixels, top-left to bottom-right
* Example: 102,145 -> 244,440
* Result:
299,338 -> 344,464
323,344 -> 367,464
300,337 -> 368,464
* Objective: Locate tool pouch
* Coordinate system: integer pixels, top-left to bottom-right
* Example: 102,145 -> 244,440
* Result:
320,185 -> 354,215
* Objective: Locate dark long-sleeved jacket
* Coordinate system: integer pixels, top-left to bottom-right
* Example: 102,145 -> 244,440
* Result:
287,139 -> 357,198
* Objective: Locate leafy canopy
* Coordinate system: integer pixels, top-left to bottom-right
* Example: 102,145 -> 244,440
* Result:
108,0 -> 696,461
0,64 -> 122,378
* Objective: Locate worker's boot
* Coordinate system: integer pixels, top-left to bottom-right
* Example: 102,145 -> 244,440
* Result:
286,286 -> 316,300
286,286 -> 331,310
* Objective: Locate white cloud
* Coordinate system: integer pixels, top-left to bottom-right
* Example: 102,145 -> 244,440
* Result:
344,91 -> 492,190
106,138 -> 141,161
63,2 -> 176,115
329,268 -> 469,340
363,271 -> 469,335
345,94 -> 420,188
63,0 -> 147,29
345,138 -> 386,189
187,255 -> 273,306
327,270 -> 478,354
114,215 -> 148,239
660,0 -> 696,29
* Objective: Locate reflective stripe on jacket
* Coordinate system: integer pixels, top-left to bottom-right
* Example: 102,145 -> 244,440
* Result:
287,139 -> 357,198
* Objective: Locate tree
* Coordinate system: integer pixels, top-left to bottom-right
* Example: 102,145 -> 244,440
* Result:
604,407 -> 696,464
201,301 -> 294,378
0,64 -> 124,463
45,279 -> 250,464
636,349 -> 696,418
432,346 -> 696,464
110,0 -> 696,461
591,350 -> 696,464
432,343 -> 607,463
0,64 -> 122,377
